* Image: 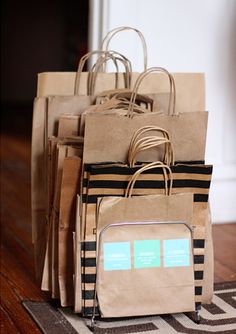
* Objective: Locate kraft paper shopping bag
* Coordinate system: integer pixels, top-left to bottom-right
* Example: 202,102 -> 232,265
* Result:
58,156 -> 81,306
83,68 -> 207,164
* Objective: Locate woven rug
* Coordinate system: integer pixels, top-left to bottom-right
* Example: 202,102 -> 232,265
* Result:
23,281 -> 236,333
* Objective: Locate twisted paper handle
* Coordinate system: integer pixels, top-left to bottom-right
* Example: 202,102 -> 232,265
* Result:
74,50 -> 132,95
129,137 -> 174,167
125,161 -> 173,197
101,26 -> 148,70
127,67 -> 177,117
128,126 -> 175,167
88,52 -> 132,95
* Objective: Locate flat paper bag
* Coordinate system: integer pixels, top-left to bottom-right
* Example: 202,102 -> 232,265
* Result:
58,114 -> 80,137
96,194 -> 195,317
51,145 -> 81,298
58,156 -> 81,306
41,143 -> 82,295
31,97 -> 48,282
74,195 -> 82,313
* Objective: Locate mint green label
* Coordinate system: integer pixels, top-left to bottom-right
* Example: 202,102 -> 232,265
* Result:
163,238 -> 190,267
134,240 -> 161,268
103,242 -> 131,271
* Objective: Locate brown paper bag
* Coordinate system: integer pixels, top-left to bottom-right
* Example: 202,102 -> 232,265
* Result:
93,162 -> 195,317
41,140 -> 82,295
52,145 -> 82,298
74,195 -> 82,313
31,97 -> 48,282
58,156 -> 81,306
58,114 -> 80,137
40,137 -> 60,291
202,206 -> 214,303
96,190 -> 195,317
83,68 -> 208,164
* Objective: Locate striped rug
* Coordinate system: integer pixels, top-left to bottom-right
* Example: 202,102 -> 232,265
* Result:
23,281 -> 236,333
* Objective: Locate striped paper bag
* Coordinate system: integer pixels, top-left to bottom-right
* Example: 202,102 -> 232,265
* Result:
81,161 -> 212,316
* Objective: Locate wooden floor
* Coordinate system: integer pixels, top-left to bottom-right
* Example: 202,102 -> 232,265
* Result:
1,130 -> 236,333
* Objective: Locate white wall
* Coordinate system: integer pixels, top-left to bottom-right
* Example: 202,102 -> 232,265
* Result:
89,0 -> 236,223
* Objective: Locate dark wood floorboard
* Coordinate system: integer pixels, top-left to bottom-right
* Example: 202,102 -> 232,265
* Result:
0,132 -> 236,333
213,223 -> 236,283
